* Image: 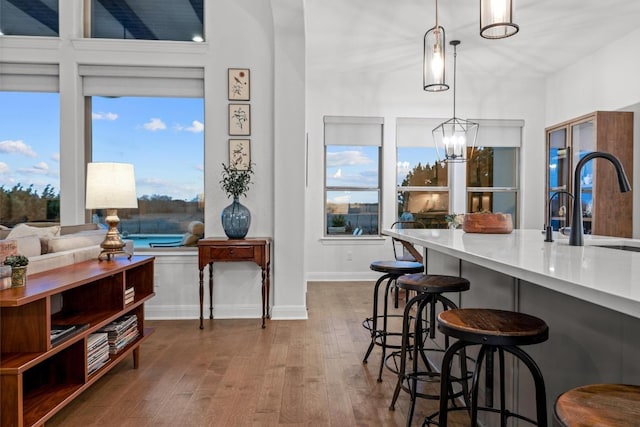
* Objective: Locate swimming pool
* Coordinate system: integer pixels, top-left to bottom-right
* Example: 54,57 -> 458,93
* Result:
125,234 -> 184,248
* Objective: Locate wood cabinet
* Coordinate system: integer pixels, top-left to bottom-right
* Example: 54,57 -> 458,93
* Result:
0,256 -> 155,427
545,111 -> 633,237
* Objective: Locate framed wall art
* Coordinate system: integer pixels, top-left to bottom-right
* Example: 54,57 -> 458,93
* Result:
228,68 -> 250,101
228,103 -> 251,136
229,139 -> 251,170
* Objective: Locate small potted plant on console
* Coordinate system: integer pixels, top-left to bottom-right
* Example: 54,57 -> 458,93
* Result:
3,254 -> 29,287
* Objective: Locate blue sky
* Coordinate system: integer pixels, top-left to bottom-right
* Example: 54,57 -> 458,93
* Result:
0,93 -> 203,201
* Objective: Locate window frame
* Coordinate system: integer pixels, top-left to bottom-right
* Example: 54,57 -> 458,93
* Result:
323,116 -> 383,238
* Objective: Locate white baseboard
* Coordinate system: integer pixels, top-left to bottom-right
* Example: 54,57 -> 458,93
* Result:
270,304 -> 308,320
145,303 -> 309,321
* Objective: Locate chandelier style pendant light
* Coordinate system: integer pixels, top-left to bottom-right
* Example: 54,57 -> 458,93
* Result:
432,40 -> 478,163
480,0 -> 519,39
423,0 -> 449,92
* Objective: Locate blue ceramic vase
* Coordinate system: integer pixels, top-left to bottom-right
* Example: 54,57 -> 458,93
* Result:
221,196 -> 251,239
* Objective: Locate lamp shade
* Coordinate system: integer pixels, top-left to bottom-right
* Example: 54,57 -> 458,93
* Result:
480,0 -> 519,39
86,162 -> 138,209
423,25 -> 449,92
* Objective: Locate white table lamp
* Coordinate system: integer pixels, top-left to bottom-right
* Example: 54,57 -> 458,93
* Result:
86,162 -> 138,261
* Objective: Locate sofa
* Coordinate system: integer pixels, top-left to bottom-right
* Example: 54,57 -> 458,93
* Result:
0,223 -> 133,276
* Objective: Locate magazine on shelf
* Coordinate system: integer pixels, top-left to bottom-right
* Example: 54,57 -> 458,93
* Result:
51,323 -> 89,346
98,314 -> 139,354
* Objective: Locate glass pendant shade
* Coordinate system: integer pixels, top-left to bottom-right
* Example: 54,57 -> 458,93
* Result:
423,26 -> 449,92
432,117 -> 479,162
480,0 -> 519,39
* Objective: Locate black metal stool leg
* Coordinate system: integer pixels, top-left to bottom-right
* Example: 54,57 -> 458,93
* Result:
363,273 -> 390,363
378,275 -> 396,382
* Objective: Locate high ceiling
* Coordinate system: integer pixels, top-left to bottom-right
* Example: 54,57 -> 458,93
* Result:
305,0 -> 640,78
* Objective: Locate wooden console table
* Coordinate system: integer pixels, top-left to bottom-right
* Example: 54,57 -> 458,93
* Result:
197,237 -> 272,329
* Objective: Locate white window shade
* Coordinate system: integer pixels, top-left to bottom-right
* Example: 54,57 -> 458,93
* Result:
324,116 -> 383,146
473,119 -> 523,147
80,65 -> 204,97
396,117 -> 445,147
0,63 -> 59,92
397,117 -> 523,148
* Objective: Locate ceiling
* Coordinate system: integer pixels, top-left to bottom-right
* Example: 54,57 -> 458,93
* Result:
305,0 -> 640,78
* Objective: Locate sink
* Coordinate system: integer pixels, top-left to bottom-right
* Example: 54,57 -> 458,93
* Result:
595,245 -> 640,252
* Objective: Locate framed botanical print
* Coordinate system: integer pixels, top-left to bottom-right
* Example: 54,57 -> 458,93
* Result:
229,139 -> 251,170
228,68 -> 250,101
228,104 -> 251,136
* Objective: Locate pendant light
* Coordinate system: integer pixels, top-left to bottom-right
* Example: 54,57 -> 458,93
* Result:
432,40 -> 478,162
423,0 -> 449,92
480,0 -> 519,39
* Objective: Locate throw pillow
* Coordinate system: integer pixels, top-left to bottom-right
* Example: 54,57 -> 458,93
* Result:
7,224 -> 61,254
10,235 -> 42,258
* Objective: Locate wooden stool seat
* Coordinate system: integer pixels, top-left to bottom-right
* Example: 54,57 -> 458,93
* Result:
438,308 -> 549,347
369,260 -> 424,275
555,384 -> 640,427
397,273 -> 470,294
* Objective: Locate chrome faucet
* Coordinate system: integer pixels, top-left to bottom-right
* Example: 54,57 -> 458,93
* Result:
545,190 -> 573,242
569,151 -> 631,246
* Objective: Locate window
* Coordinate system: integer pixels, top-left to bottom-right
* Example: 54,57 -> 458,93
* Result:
0,91 -> 60,226
89,0 -> 203,42
466,120 -> 522,222
90,96 -> 204,237
324,116 -> 382,236
0,0 -> 59,37
396,118 -> 450,228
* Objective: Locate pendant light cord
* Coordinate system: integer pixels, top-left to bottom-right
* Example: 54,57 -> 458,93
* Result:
452,41 -> 458,119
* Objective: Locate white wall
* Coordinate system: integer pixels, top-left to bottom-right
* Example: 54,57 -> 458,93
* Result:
305,64 -> 547,281
1,0 -> 309,321
545,28 -> 640,237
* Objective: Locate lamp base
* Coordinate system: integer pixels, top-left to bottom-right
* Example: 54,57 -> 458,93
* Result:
98,209 -> 132,262
98,248 -> 133,261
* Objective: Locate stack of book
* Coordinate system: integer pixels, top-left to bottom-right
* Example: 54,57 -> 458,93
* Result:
0,265 -> 11,290
98,314 -> 139,354
125,286 -> 135,305
87,332 -> 110,375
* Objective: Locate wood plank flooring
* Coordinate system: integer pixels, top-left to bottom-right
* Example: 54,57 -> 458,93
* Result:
47,281 -> 469,426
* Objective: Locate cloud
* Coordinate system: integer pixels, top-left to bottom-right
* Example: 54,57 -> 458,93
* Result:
92,112 -> 118,121
185,120 -> 204,133
332,168 -> 342,178
0,162 -> 9,174
143,118 -> 167,131
0,139 -> 37,157
17,162 -> 51,175
397,161 -> 411,177
326,150 -> 372,168
51,153 -> 60,162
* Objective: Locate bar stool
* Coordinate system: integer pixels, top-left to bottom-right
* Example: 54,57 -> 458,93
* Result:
555,383 -> 640,426
387,273 -> 471,427
362,260 -> 424,382
427,308 -> 549,427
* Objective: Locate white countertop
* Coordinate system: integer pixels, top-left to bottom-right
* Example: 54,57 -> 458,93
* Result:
383,228 -> 640,319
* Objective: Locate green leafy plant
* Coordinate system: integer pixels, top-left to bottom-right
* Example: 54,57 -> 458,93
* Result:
4,254 -> 29,268
220,163 -> 254,199
331,215 -> 346,227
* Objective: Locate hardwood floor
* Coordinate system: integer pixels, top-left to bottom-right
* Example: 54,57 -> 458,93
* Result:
48,281 -> 469,426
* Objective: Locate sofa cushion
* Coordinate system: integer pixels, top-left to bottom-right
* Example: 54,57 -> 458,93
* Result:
7,224 -> 61,254
11,235 -> 42,257
46,232 -> 106,254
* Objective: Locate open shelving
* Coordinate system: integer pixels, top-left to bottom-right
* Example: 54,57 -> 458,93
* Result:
0,255 -> 155,427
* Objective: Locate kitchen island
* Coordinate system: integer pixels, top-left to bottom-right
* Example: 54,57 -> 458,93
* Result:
383,228 -> 640,424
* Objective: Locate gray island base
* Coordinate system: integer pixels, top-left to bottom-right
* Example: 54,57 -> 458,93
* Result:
383,228 -> 640,424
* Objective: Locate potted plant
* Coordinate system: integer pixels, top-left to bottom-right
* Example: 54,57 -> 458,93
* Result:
328,214 -> 347,234
4,254 -> 29,287
219,163 -> 255,239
